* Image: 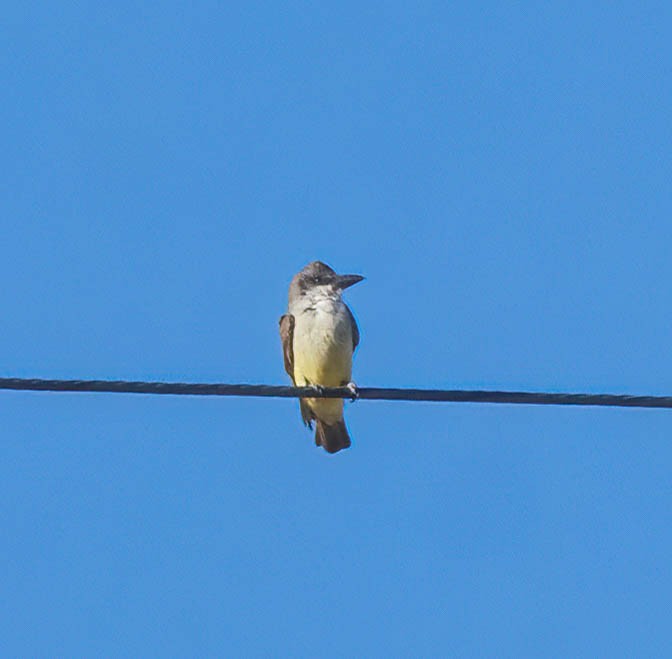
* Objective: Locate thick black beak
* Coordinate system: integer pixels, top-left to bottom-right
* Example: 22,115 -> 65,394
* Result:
335,274 -> 365,290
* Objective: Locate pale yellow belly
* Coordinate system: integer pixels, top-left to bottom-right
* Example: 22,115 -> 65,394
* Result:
293,341 -> 352,386
292,305 -> 353,424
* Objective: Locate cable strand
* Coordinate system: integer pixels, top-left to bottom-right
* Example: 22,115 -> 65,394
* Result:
0,377 -> 671,409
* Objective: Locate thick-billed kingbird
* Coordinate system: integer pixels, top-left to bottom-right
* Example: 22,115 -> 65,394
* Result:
279,261 -> 363,453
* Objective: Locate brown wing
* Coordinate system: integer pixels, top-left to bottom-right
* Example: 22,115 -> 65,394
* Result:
279,314 -> 295,381
279,313 -> 314,429
345,304 -> 360,350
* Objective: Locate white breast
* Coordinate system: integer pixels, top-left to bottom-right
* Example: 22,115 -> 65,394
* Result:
291,297 -> 353,387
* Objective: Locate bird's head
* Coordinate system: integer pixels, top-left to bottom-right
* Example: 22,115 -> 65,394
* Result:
291,261 -> 364,300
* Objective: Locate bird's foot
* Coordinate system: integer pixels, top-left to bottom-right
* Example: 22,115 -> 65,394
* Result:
312,384 -> 326,397
346,381 -> 359,401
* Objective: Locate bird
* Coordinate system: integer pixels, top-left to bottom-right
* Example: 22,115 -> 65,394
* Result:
279,261 -> 364,453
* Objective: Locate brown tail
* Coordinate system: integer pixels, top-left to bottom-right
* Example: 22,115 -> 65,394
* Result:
315,419 -> 351,454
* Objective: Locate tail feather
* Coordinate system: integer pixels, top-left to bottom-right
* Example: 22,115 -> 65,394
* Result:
315,419 -> 351,454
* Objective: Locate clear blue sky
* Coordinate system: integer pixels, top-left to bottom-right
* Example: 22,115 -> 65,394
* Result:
2,2 -> 671,656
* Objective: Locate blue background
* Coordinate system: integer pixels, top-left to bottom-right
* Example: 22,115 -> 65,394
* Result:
2,2 -> 671,656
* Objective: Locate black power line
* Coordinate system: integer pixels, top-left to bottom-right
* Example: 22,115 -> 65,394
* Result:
1,377 -> 671,409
